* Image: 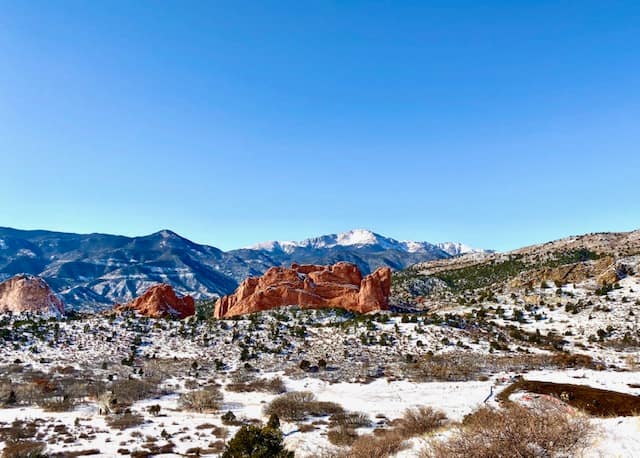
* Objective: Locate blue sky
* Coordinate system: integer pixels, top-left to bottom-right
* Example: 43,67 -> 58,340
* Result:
1,1 -> 639,251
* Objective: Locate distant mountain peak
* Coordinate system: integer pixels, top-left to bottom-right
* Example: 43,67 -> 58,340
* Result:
334,229 -> 380,246
436,241 -> 490,256
246,229 -> 386,252
153,229 -> 180,238
245,228 -> 479,256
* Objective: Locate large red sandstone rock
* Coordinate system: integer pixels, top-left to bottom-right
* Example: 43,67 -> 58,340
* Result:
115,284 -> 195,319
0,274 -> 65,315
214,262 -> 391,318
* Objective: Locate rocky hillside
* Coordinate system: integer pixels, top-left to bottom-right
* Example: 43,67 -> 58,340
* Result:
392,229 -> 640,309
0,227 -> 468,310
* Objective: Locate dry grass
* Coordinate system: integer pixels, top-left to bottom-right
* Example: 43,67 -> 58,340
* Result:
331,406 -> 447,458
327,425 -> 359,446
340,430 -> 407,458
39,396 -> 77,412
0,420 -> 40,443
426,402 -> 594,458
411,352 -> 596,382
226,375 -> 286,394
106,413 -> 145,430
264,391 -> 344,421
179,386 -> 223,412
108,379 -> 159,405
329,412 -> 371,429
1,440 -> 47,458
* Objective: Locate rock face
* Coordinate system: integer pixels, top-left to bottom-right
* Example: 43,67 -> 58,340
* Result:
214,262 -> 391,318
115,284 -> 195,319
0,274 -> 64,315
509,256 -> 624,289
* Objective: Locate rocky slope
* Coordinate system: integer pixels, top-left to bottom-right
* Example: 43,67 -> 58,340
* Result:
392,229 -> 640,308
214,262 -> 391,318
0,274 -> 64,315
114,284 -> 195,319
0,227 -> 469,310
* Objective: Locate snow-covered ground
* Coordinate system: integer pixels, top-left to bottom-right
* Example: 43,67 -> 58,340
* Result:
1,286 -> 639,457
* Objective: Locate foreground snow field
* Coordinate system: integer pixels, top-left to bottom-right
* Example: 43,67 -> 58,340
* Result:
2,270 -> 640,457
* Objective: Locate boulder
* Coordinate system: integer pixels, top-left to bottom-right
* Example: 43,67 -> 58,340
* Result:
214,262 -> 391,318
115,284 -> 195,319
0,274 -> 64,315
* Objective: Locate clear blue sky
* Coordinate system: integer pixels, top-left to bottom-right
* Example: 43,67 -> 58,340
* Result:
1,1 -> 639,251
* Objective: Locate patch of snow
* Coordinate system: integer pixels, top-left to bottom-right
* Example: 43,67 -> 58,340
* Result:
436,241 -> 489,256
17,248 -> 37,258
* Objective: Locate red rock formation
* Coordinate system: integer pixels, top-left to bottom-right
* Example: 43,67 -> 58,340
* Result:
214,262 -> 391,318
115,284 -> 195,319
0,274 -> 64,315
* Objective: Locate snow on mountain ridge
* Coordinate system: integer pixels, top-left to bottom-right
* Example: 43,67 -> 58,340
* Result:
245,229 -> 478,255
436,241 -> 488,256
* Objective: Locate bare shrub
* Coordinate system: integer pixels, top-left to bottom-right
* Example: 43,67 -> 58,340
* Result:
339,430 -> 407,458
264,391 -> 344,421
109,379 -> 158,405
39,396 -> 76,412
412,352 -> 595,382
226,376 -> 286,394
0,420 -> 39,442
332,406 -> 446,458
12,383 -> 46,406
329,412 -> 371,429
179,386 -> 223,412
327,425 -> 358,446
427,402 -> 594,458
1,440 -> 47,458
0,380 -> 15,406
106,413 -> 145,430
392,406 -> 447,438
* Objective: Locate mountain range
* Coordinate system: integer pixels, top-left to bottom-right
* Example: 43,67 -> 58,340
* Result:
0,227 -> 485,310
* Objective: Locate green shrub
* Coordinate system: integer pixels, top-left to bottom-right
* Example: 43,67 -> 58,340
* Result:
222,425 -> 293,458
264,391 -> 344,421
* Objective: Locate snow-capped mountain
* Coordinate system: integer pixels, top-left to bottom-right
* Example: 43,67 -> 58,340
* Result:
246,229 -> 482,256
436,241 -> 490,256
0,227 -> 484,310
247,229 -> 436,253
237,229 -> 486,274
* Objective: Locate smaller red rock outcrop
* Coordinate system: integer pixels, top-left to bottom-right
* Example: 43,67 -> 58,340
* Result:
214,262 -> 391,318
115,284 -> 195,319
0,274 -> 65,315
